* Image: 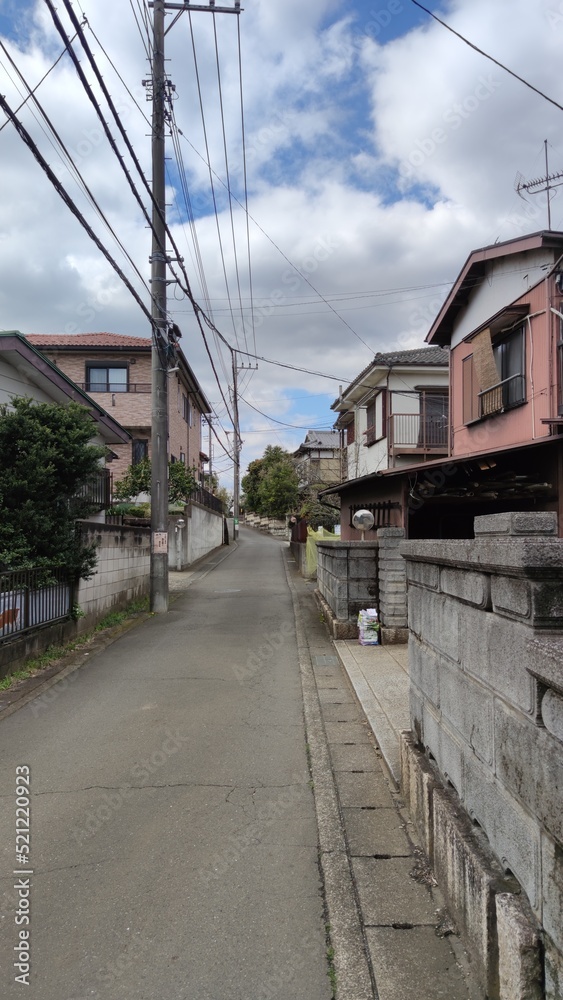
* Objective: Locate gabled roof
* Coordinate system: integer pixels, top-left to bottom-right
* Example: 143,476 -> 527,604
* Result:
26,332 -> 151,349
293,430 -> 340,457
332,346 -> 449,412
0,331 -> 130,444
426,230 -> 563,347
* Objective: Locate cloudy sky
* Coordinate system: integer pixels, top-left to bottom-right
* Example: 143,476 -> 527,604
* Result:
1,0 -> 562,485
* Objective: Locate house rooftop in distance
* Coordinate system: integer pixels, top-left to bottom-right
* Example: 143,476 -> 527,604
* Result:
24,331 -> 211,413
293,430 -> 340,456
26,332 -> 152,350
332,346 -> 449,411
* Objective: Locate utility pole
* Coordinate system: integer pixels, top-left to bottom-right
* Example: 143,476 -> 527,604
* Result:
149,0 -> 169,613
148,0 -> 242,611
232,351 -> 240,540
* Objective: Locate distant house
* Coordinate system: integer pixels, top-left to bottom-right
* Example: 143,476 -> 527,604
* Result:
293,430 -> 342,489
25,332 -> 211,484
0,330 -> 129,512
331,347 -> 449,480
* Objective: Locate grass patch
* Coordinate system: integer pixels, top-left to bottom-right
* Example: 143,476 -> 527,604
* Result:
0,596 -> 150,693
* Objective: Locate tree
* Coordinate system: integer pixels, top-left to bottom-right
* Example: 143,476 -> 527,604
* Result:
0,398 -> 105,576
241,445 -> 299,519
113,458 -> 197,506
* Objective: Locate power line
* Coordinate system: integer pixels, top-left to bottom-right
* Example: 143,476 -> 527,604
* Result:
0,32 -> 75,133
0,92 -> 154,325
410,0 -> 563,114
0,38 -> 150,294
239,393 -> 333,429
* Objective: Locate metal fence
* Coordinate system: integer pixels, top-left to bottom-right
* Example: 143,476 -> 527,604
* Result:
77,468 -> 112,510
0,567 -> 74,643
190,485 -> 224,515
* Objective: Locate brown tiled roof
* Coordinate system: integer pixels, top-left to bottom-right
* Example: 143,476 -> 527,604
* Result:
25,333 -> 151,348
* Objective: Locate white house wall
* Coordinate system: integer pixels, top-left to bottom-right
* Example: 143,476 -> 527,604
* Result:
450,249 -> 554,349
0,358 -> 58,406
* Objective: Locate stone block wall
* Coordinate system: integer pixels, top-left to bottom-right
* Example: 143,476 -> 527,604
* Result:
400,512 -> 563,999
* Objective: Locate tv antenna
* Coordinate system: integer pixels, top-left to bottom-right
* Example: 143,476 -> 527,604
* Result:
516,140 -> 563,231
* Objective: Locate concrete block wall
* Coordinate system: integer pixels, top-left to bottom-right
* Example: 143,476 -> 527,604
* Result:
168,503 -> 224,570
77,522 -> 150,623
316,541 -> 379,621
400,512 -> 563,999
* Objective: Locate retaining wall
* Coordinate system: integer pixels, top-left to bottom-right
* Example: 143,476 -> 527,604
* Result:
400,512 -> 563,999
169,502 -> 224,570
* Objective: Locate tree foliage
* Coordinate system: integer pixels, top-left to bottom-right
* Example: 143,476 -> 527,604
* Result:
113,458 -> 197,506
299,494 -> 340,532
0,398 -> 105,576
241,445 -> 299,519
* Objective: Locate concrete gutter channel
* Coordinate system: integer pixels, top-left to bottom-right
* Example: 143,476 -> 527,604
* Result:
284,552 -> 482,1000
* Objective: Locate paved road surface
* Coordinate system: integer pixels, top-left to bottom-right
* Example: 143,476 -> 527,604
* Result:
0,529 -> 331,1000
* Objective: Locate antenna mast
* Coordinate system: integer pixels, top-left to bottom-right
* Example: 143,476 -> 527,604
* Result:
516,140 -> 563,230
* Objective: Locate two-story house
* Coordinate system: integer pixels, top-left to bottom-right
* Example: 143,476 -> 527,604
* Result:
0,330 -> 129,514
292,430 -> 343,489
25,332 -> 212,486
323,347 -> 449,538
415,229 -> 563,536
331,347 -> 450,479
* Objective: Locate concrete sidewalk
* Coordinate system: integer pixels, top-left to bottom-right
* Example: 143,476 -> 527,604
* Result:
333,640 -> 410,785
286,554 -> 482,1000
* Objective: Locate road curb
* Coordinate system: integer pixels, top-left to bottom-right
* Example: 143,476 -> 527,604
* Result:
283,549 -> 376,1000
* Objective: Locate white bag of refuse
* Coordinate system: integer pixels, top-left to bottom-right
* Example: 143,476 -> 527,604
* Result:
357,608 -> 380,645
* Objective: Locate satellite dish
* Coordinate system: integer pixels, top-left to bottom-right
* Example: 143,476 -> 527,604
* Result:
352,509 -> 375,540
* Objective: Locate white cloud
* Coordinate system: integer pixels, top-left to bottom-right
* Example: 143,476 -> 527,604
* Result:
1,0 -> 562,487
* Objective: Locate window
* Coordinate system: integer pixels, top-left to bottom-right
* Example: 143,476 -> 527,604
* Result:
86,366 -> 127,392
463,326 -> 525,423
346,418 -> 355,445
365,390 -> 386,445
132,439 -> 148,465
492,326 -> 525,409
182,393 -> 192,426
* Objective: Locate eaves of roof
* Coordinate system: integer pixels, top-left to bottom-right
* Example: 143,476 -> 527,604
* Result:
426,229 -> 563,347
0,331 -> 130,444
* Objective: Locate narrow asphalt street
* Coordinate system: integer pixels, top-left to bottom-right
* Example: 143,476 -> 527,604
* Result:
0,528 -> 331,1000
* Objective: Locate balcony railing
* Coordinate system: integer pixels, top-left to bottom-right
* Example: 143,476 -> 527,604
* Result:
478,373 -> 525,417
388,412 -> 449,453
78,383 -> 151,394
